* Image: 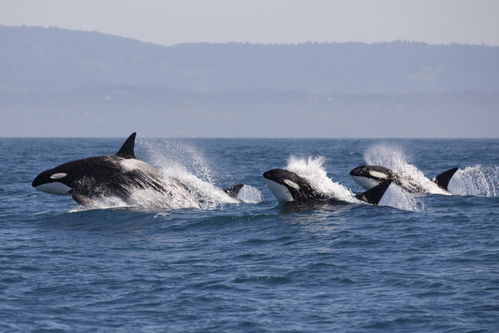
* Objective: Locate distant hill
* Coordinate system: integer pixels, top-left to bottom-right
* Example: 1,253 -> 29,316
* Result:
1,26 -> 498,137
1,26 -> 499,94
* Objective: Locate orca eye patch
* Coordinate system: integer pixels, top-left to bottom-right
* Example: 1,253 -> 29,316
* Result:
369,170 -> 388,179
50,173 -> 67,180
283,179 -> 300,189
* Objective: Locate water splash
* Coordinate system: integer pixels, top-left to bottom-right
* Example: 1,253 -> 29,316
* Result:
236,185 -> 263,203
284,155 -> 421,211
364,143 -> 448,195
378,183 -> 425,212
141,139 -> 216,184
74,140 -> 262,211
448,165 -> 498,197
286,155 -> 356,203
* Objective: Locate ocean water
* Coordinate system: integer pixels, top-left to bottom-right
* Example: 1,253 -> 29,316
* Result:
1,137 -> 498,332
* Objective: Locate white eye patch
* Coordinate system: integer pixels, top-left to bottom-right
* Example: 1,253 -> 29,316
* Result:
283,179 -> 300,189
369,170 -> 388,179
50,172 -> 67,180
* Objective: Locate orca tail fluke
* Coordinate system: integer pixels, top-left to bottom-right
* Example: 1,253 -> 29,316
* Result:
355,181 -> 392,205
433,167 -> 459,191
224,184 -> 245,199
116,132 -> 137,159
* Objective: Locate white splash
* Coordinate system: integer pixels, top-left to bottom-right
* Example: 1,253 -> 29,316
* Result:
236,185 -> 263,203
285,155 -> 357,203
142,140 -> 216,184
447,165 -> 498,197
74,140 -> 262,211
378,183 -> 425,212
364,143 -> 449,195
284,155 -> 421,211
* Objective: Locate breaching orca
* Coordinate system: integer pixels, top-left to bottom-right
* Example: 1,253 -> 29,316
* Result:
32,133 -> 246,206
263,168 -> 392,206
349,165 -> 459,194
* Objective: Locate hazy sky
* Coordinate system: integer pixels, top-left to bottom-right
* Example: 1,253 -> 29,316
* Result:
1,0 -> 499,46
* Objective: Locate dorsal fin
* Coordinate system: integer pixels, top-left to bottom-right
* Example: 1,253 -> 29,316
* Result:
433,167 -> 459,191
115,132 -> 136,159
224,184 -> 245,199
355,180 -> 392,205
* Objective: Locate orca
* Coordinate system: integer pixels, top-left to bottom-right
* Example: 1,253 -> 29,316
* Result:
349,165 -> 459,194
32,133 -> 246,206
263,168 -> 391,206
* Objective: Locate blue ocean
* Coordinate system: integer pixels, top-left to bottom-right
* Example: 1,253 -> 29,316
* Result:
1,137 -> 498,332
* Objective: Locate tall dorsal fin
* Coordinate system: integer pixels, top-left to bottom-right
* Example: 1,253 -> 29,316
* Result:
224,184 -> 245,199
115,132 -> 136,159
433,167 -> 459,191
355,180 -> 392,205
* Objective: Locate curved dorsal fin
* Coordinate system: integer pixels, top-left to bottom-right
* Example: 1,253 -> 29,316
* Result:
355,180 -> 392,205
433,167 -> 459,191
116,132 -> 136,158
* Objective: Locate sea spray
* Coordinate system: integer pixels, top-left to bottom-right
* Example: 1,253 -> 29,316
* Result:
285,155 -> 423,211
364,143 -> 449,195
141,139 -> 216,184
74,139 -> 263,211
378,183 -> 426,212
141,139 -> 262,206
448,165 -> 498,197
235,185 -> 263,203
285,155 -> 357,203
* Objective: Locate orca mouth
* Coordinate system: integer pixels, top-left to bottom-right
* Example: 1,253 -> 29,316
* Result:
263,169 -> 300,202
32,173 -> 45,188
34,182 -> 72,195
32,171 -> 72,195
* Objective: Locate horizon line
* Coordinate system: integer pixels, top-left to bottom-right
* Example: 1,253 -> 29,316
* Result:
1,136 -> 497,140
3,24 -> 499,48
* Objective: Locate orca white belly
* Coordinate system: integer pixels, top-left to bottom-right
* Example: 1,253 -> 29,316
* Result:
352,176 -> 380,190
265,179 -> 294,202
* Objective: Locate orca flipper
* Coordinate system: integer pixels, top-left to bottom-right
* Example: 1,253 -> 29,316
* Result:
224,184 -> 245,199
355,181 -> 392,205
116,132 -> 137,159
70,190 -> 93,206
433,167 -> 459,191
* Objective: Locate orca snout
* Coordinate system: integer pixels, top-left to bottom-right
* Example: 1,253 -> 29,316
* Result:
32,170 -> 49,188
349,165 -> 366,176
263,169 -> 297,183
32,169 -> 72,195
263,169 -> 280,181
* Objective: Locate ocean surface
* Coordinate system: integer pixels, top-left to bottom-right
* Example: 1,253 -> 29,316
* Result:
1,138 -> 498,332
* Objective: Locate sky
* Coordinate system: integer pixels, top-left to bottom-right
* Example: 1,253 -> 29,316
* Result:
1,0 -> 499,46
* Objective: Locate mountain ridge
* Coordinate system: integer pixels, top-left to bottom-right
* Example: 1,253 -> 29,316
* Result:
2,25 -> 499,94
